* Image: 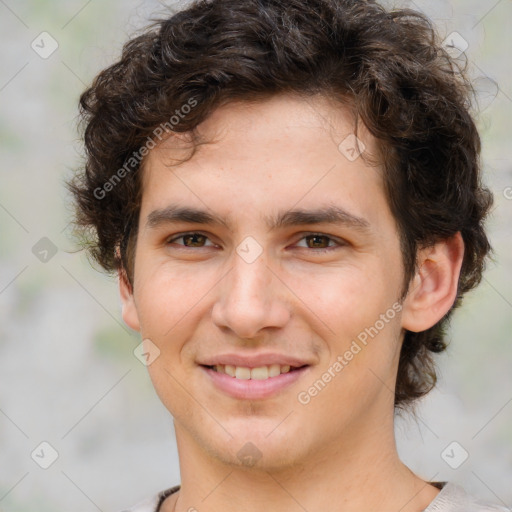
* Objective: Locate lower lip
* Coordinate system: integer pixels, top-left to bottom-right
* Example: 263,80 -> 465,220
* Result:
201,365 -> 310,400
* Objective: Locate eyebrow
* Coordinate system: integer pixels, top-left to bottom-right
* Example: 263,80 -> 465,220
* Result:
145,204 -> 371,233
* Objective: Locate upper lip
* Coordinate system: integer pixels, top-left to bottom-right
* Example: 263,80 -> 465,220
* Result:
198,353 -> 312,368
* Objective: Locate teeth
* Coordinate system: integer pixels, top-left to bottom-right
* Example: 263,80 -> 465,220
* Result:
268,364 -> 281,377
251,366 -> 269,380
235,366 -> 251,380
211,364 -> 295,380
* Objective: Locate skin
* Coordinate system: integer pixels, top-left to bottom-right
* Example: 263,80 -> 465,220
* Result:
120,93 -> 464,512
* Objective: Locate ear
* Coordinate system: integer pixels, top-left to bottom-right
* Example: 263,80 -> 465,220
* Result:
401,232 -> 465,332
119,268 -> 141,332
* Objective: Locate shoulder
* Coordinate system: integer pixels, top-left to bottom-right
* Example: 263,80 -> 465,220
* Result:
425,482 -> 510,512
119,485 -> 180,512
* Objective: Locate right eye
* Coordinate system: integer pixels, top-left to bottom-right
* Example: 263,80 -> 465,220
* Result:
166,232 -> 217,248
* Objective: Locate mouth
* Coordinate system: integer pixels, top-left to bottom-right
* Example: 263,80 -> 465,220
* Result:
200,363 -> 310,400
202,363 -> 307,380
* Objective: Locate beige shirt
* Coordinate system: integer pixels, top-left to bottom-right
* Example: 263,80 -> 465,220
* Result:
120,482 -> 511,512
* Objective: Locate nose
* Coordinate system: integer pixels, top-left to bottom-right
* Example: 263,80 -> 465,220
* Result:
211,250 -> 291,340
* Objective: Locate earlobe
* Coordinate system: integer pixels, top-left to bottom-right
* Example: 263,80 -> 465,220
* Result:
119,268 -> 141,332
401,232 -> 465,333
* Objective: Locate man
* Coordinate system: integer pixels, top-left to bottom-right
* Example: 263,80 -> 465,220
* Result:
68,0 -> 509,510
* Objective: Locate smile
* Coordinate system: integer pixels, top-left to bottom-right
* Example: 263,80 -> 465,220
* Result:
207,364 -> 300,380
201,364 -> 310,400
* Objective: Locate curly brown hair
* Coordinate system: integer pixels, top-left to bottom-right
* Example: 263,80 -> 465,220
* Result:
67,0 -> 493,409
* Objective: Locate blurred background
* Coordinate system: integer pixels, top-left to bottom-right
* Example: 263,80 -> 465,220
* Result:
0,0 -> 511,510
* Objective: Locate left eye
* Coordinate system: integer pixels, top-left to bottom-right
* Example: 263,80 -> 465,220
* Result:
294,234 -> 340,250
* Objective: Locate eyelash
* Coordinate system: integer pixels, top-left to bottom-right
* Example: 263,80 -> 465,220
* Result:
166,232 -> 345,253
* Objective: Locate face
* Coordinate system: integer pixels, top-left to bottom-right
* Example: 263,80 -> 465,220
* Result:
121,94 -> 410,470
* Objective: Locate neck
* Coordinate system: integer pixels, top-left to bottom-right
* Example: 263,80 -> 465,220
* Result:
166,412 -> 439,512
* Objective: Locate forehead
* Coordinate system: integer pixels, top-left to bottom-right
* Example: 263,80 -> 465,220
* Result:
139,94 -> 388,229
144,93 -> 379,167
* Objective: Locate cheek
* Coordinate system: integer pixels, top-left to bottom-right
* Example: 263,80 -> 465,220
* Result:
288,263 -> 397,338
290,263 -> 403,396
134,261 -> 211,338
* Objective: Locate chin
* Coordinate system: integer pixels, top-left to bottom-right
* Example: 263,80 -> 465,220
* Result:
200,425 -> 311,473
